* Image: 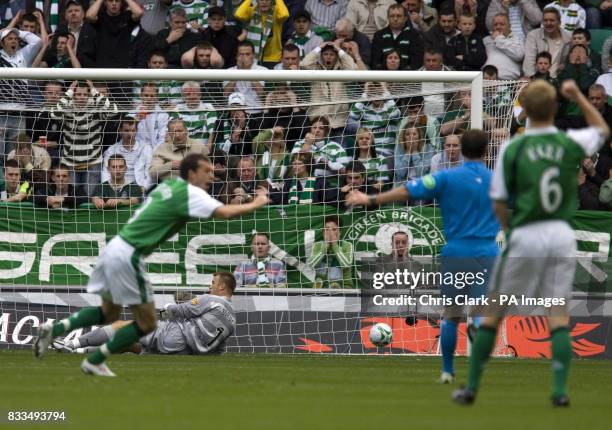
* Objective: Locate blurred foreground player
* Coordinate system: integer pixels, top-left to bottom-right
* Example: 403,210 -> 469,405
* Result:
346,129 -> 499,384
34,154 -> 269,376
453,80 -> 610,407
54,272 -> 236,355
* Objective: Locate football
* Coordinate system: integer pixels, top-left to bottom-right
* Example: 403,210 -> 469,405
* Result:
369,323 -> 393,347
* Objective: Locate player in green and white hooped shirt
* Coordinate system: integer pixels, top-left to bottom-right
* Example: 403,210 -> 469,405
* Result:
453,80 -> 610,407
34,153 -> 269,376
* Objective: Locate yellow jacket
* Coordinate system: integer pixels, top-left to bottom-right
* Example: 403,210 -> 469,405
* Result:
234,0 -> 289,63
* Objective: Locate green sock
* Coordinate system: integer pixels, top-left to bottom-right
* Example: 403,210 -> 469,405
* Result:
467,326 -> 497,392
52,307 -> 105,337
551,327 -> 571,398
88,321 -> 145,365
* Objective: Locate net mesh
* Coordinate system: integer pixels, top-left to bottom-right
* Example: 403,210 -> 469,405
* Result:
0,72 -> 524,355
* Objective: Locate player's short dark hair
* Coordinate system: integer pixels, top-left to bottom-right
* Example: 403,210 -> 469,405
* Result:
460,129 -> 488,159
572,28 -> 591,41
180,153 -> 211,180
324,215 -> 341,228
536,51 -> 552,62
4,159 -> 19,169
215,272 -> 237,294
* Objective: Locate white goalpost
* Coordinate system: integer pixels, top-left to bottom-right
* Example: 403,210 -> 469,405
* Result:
0,68 -> 521,355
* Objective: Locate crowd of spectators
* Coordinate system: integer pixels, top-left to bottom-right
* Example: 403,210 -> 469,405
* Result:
0,0 -> 610,213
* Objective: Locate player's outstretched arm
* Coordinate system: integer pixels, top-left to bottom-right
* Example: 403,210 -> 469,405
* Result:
561,80 -> 611,139
346,186 -> 409,208
213,187 -> 269,220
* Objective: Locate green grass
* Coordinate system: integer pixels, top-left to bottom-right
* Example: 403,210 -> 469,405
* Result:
1,351 -> 611,430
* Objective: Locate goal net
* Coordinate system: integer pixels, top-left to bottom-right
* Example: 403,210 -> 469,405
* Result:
0,68 -> 537,356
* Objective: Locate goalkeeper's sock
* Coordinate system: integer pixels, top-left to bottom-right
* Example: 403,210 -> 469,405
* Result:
87,321 -> 145,365
551,327 -> 571,398
440,318 -> 458,375
52,307 -> 105,337
467,325 -> 497,392
77,324 -> 116,347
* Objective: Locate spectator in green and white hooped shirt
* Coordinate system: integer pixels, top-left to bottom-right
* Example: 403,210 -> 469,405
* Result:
353,128 -> 390,192
307,215 -> 354,289
291,115 -> 351,185
172,81 -> 217,148
349,81 -> 401,158
271,151 -> 323,205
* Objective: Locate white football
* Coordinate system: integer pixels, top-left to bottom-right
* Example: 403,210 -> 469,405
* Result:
369,322 -> 393,347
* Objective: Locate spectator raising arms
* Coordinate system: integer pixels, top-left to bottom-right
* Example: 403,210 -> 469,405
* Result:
51,80 -> 119,197
234,0 -> 289,66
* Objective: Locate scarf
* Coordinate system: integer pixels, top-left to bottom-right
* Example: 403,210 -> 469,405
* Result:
254,256 -> 271,285
246,8 -> 274,61
288,177 -> 316,204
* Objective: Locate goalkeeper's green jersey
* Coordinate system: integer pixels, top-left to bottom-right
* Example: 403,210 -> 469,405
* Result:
120,178 -> 222,255
490,126 -> 605,229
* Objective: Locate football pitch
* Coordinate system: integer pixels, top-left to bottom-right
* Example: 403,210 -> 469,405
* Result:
1,351 -> 610,430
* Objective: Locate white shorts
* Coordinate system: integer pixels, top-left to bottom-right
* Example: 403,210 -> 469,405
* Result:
490,220 -> 576,301
87,236 -> 153,306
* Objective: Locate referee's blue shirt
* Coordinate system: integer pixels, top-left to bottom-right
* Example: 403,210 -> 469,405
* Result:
406,161 -> 500,257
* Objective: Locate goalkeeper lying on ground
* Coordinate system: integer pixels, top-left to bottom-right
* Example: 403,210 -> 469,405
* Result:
53,272 -> 236,355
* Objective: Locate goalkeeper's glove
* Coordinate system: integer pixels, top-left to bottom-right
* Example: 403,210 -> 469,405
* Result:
159,303 -> 175,320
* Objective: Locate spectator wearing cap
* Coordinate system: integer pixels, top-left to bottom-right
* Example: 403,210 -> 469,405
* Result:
101,117 -> 144,184
198,6 -> 243,69
208,147 -> 228,199
234,0 -> 289,67
149,118 -> 210,183
345,0 -> 396,41
152,7 -> 199,68
0,25 -> 42,158
223,41 -> 268,113
305,0 -> 348,31
213,92 -> 263,156
287,10 -> 323,58
138,0 -> 173,35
